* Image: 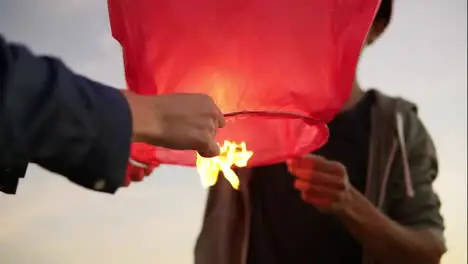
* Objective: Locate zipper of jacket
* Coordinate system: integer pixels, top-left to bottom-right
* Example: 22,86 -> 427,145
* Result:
377,139 -> 397,208
395,112 -> 414,197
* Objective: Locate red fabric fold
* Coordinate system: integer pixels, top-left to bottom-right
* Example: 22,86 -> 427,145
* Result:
123,143 -> 160,187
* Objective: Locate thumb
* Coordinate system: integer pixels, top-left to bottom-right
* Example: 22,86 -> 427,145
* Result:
197,139 -> 220,158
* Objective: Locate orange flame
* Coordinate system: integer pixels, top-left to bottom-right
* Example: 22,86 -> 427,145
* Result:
196,140 -> 253,190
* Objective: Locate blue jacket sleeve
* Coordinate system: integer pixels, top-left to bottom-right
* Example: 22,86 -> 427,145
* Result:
0,35 -> 132,194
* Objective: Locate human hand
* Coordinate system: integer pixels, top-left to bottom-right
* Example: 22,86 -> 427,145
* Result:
123,91 -> 225,157
123,143 -> 160,187
123,160 -> 156,186
287,154 -> 352,214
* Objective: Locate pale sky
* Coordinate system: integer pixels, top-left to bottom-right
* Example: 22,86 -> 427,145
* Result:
0,0 -> 466,264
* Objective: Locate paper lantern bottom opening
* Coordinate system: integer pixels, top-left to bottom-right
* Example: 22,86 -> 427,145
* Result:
155,112 -> 330,168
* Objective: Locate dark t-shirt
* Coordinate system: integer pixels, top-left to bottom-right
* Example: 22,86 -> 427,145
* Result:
247,92 -> 373,264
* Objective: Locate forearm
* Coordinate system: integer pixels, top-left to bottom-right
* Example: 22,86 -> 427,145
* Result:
336,187 -> 445,264
0,36 -> 132,193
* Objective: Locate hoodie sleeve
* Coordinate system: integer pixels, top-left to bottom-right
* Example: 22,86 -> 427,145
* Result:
0,35 -> 132,194
387,110 -> 445,246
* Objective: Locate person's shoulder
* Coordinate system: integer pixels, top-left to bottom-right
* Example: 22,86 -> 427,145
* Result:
368,89 -> 418,114
369,89 -> 435,153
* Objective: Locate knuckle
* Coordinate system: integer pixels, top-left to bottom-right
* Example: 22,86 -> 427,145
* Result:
201,120 -> 216,134
303,185 -> 315,194
331,161 -> 346,173
333,190 -> 343,201
329,160 -> 341,168
197,130 -> 209,143
201,93 -> 214,103
337,178 -> 348,189
191,131 -> 205,146
194,93 -> 212,105
200,132 -> 213,147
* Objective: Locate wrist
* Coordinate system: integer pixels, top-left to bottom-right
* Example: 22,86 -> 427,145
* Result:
335,187 -> 375,228
334,187 -> 388,240
121,90 -> 163,144
334,187 -> 366,221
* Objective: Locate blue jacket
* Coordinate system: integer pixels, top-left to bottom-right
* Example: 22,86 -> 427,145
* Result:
0,35 -> 132,194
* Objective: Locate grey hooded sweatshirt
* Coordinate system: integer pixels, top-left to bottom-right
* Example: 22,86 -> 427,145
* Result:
195,90 -> 445,264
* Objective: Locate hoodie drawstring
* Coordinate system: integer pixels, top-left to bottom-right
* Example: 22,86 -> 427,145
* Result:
396,112 -> 415,198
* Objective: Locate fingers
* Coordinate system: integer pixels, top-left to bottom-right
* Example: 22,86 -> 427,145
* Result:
287,155 -> 349,192
146,93 -> 225,155
196,124 -> 222,157
300,194 -> 333,208
294,179 -> 337,198
144,166 -> 155,176
123,166 -> 144,187
200,93 -> 225,129
123,174 -> 131,187
288,155 -> 350,212
215,108 -> 226,128
290,169 -> 347,190
287,154 -> 347,177
295,178 -> 350,213
210,119 -> 218,138
197,103 -> 223,157
206,94 -> 225,129
197,137 -> 220,157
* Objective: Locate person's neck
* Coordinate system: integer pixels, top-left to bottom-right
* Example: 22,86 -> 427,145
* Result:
341,80 -> 364,112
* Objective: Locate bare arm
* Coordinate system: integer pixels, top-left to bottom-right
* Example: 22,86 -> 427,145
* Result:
337,111 -> 445,263
337,187 -> 445,264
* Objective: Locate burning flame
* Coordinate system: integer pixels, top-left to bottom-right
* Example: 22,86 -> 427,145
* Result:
196,140 -> 253,190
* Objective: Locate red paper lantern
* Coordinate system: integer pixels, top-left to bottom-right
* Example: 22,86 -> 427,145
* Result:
108,0 -> 381,168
